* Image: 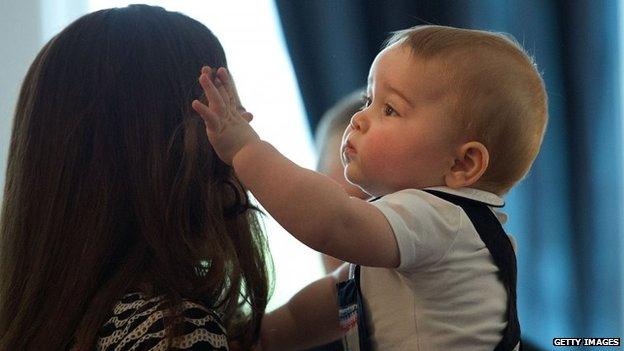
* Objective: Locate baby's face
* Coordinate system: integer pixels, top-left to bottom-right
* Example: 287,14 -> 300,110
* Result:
341,43 -> 459,196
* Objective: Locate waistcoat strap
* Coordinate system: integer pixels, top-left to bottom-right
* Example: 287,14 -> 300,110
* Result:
423,189 -> 521,351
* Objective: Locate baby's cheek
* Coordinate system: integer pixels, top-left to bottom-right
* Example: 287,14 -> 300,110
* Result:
362,137 -> 405,177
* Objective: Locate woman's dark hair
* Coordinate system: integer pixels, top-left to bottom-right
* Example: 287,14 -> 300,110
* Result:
0,5 -> 271,350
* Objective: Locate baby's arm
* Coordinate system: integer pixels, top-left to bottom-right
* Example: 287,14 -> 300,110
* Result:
192,67 -> 399,268
260,263 -> 349,350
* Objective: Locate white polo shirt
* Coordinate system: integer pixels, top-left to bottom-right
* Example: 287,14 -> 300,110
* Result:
362,186 -> 512,351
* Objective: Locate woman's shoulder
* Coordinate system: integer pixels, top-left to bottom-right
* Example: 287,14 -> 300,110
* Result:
97,292 -> 229,350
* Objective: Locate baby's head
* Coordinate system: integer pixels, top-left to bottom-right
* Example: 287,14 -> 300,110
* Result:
391,25 -> 548,194
341,25 -> 547,196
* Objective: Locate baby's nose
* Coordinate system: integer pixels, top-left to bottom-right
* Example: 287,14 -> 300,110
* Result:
350,111 -> 367,131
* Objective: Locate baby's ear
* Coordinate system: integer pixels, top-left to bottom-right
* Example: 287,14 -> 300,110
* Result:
444,141 -> 489,189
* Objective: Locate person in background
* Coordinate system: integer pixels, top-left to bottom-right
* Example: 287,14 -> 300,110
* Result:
0,5 -> 271,350
193,24 -> 548,350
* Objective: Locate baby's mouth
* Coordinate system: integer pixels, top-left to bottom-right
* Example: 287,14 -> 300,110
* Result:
345,140 -> 356,152
341,141 -> 356,165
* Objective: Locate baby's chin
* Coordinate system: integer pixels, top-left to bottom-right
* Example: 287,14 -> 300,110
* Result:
341,182 -> 371,199
343,169 -> 394,197
352,182 -> 393,198
358,180 -> 439,197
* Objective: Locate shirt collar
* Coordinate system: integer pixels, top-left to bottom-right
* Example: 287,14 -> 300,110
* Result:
424,186 -> 505,208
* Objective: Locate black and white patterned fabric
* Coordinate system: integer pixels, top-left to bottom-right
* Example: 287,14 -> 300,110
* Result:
97,292 -> 229,350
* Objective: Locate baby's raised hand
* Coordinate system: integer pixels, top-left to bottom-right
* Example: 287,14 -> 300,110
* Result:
192,66 -> 258,165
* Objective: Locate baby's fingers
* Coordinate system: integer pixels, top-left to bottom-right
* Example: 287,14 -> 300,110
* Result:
217,67 -> 245,113
213,77 -> 232,112
192,100 -> 221,133
241,112 -> 254,123
198,70 -> 226,116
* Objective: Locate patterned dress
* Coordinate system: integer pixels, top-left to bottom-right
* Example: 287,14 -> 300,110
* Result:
97,292 -> 229,350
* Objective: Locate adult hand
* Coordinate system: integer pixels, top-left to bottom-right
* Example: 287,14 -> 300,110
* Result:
192,66 -> 258,165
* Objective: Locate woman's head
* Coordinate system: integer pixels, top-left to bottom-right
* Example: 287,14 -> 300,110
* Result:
0,5 -> 270,349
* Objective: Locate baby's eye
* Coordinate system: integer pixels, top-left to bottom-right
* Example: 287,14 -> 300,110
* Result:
361,95 -> 372,109
384,104 -> 398,116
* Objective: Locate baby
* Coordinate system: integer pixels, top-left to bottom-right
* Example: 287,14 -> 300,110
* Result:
193,25 -> 547,351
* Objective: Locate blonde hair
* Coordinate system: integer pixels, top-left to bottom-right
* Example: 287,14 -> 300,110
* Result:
387,25 -> 548,194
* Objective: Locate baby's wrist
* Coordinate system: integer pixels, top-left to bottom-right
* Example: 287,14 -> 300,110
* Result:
232,138 -> 265,168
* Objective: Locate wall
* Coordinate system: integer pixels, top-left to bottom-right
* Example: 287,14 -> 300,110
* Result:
0,0 -> 41,196
0,0 -> 86,197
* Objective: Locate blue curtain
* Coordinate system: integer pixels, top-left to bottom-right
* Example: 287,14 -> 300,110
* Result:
275,0 -> 623,348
